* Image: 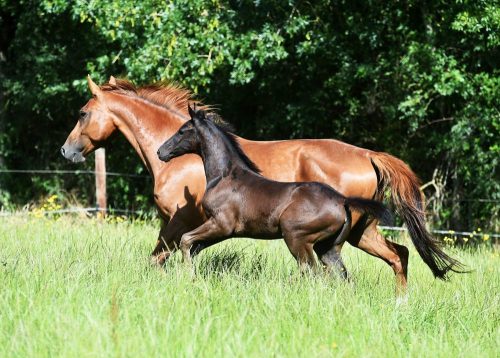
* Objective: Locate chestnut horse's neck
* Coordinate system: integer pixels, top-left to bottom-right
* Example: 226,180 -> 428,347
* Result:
106,92 -> 187,179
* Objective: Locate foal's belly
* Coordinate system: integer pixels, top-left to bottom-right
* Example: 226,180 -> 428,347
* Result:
232,219 -> 283,240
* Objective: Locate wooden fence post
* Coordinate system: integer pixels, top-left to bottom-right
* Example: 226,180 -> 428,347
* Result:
95,148 -> 107,217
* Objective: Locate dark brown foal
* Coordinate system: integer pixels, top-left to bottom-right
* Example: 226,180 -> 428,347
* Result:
157,106 -> 390,275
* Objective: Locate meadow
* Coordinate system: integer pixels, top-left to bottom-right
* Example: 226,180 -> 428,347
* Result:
0,216 -> 498,357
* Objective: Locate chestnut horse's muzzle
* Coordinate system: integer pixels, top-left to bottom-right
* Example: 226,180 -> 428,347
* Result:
60,144 -> 86,163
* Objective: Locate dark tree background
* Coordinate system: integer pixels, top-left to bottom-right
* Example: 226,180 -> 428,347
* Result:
0,0 -> 498,230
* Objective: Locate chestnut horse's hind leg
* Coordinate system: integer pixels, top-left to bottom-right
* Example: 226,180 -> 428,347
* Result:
348,220 -> 409,296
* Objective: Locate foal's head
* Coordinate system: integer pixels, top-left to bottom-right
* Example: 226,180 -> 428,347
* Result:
156,105 -> 205,162
157,105 -> 260,173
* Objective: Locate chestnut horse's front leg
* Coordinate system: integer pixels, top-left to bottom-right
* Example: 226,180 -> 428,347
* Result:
151,218 -> 176,266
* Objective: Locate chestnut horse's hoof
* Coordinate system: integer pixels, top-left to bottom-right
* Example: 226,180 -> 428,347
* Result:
150,253 -> 168,267
395,294 -> 409,307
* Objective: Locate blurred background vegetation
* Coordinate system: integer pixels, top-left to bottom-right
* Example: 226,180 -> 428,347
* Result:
0,0 -> 498,231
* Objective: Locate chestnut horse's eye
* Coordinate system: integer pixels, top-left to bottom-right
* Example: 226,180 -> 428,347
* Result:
79,110 -> 87,120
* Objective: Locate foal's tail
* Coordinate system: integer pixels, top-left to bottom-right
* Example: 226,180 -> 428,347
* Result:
370,152 -> 466,280
344,197 -> 392,223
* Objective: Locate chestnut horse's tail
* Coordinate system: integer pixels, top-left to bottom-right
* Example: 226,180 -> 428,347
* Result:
370,152 -> 465,280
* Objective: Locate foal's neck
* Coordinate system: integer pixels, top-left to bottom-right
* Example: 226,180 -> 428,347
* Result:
198,124 -> 250,185
107,93 -> 186,179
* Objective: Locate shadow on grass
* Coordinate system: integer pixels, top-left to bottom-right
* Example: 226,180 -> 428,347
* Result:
194,246 -> 276,280
192,244 -> 354,289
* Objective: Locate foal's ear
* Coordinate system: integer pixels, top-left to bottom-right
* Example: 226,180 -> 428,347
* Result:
87,75 -> 102,99
109,76 -> 117,85
188,103 -> 206,123
188,103 -> 196,119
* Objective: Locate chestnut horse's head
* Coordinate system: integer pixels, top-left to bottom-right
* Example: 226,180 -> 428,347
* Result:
60,76 -> 118,162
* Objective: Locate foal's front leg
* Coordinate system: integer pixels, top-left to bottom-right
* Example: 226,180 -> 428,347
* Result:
179,217 -> 228,266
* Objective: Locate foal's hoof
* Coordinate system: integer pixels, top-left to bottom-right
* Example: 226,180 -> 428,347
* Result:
182,262 -> 196,279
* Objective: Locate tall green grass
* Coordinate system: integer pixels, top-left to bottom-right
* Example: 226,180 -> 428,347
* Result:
0,217 -> 498,357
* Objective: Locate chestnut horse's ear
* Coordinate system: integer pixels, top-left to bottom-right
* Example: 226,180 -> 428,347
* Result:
109,76 -> 117,85
87,75 -> 102,98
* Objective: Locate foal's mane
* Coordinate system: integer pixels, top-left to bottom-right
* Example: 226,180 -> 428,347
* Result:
203,114 -> 261,174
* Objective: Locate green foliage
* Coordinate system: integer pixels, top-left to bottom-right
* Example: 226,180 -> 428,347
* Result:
0,0 -> 498,229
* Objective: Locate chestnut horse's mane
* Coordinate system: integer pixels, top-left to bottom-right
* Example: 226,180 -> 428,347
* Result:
100,78 -> 214,119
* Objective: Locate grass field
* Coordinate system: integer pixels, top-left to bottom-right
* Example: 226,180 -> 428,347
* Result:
0,216 -> 498,357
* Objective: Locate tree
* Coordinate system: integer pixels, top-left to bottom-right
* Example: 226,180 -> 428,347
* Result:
1,0 -> 498,230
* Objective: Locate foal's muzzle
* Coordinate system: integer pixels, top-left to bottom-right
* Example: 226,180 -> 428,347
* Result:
157,148 -> 172,162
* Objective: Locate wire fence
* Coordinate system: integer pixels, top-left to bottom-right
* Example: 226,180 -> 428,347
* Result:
0,207 -> 151,217
1,207 -> 498,239
1,168 -> 499,240
0,169 -> 149,178
378,225 -> 500,239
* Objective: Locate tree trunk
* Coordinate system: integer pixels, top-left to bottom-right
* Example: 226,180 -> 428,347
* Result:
0,49 -> 6,170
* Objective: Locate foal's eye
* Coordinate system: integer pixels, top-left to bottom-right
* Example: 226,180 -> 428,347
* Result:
79,110 -> 87,120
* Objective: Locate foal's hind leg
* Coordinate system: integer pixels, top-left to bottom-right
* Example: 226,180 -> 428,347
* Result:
283,234 -> 318,274
348,219 -> 409,296
315,241 -> 349,280
314,211 -> 352,279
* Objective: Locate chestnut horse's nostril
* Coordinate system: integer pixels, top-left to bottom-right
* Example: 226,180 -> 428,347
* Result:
60,147 -> 65,156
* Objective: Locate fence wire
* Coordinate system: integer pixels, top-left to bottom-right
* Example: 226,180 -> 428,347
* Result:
0,207 -> 152,217
0,169 -> 149,178
1,208 -> 498,239
1,168 -> 499,238
378,225 -> 500,239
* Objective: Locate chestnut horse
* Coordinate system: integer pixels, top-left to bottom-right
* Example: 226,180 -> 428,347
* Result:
61,76 -> 462,295
157,105 -> 391,275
